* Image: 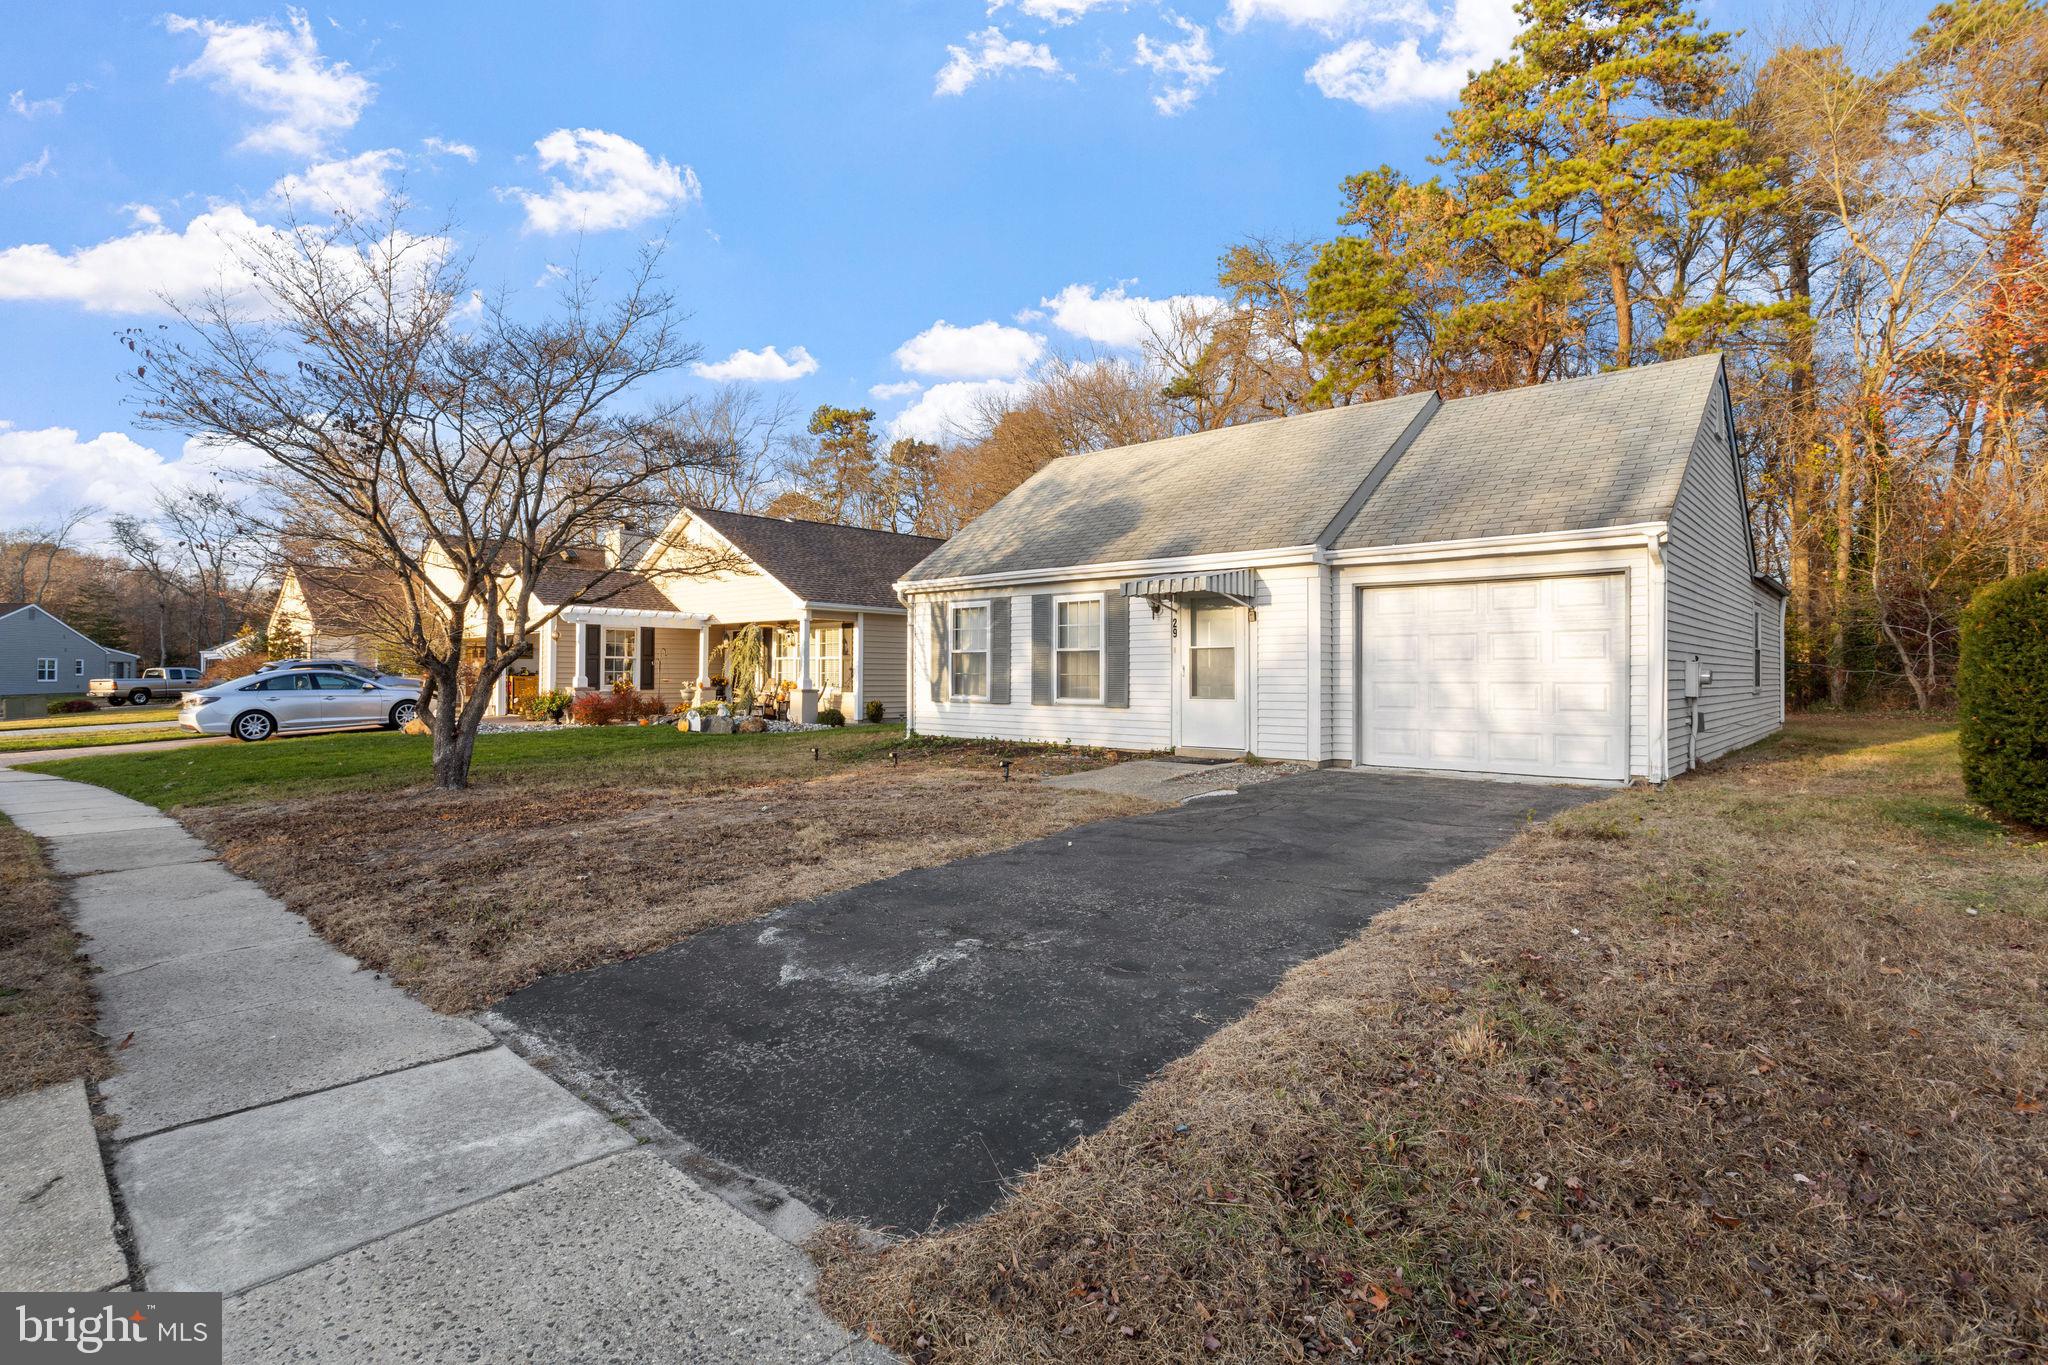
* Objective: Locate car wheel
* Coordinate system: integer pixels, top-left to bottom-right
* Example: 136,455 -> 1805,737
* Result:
108,695 -> 128,706
233,711 -> 275,742
128,688 -> 151,706
388,700 -> 418,729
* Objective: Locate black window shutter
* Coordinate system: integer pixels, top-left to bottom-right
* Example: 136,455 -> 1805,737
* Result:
1103,592 -> 1130,708
987,597 -> 1011,705
929,601 -> 947,703
1030,594 -> 1053,705
639,626 -> 656,690
584,623 -> 602,687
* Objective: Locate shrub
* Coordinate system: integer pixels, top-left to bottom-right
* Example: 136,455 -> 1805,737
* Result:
48,698 -> 98,714
1958,569 -> 2048,827
817,707 -> 845,727
514,688 -> 572,721
864,699 -> 885,725
568,691 -> 617,726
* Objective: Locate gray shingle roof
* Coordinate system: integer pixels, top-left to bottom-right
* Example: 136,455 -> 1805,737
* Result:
688,508 -> 946,609
1331,354 -> 1724,549
529,560 -> 681,613
902,392 -> 1438,582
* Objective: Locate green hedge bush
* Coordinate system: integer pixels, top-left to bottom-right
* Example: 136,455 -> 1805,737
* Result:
1957,569 -> 2048,828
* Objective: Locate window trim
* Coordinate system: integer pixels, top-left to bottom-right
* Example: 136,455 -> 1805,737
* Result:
947,599 -> 992,702
1051,592 -> 1106,705
35,657 -> 57,683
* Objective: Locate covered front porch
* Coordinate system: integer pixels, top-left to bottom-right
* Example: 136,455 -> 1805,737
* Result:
496,606 -> 905,724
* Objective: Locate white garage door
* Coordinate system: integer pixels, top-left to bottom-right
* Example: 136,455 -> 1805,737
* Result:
1359,575 -> 1628,781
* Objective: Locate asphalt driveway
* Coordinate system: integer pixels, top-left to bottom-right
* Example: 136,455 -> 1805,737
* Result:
496,769 -> 1600,1230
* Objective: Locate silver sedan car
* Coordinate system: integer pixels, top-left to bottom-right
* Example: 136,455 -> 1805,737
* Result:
180,669 -> 422,742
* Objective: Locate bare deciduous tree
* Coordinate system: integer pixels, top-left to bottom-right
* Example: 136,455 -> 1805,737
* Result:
129,214 -> 737,789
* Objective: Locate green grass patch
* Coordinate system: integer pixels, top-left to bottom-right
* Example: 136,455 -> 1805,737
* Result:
0,705 -> 179,731
22,722 -> 1091,810
0,726 -> 192,754
1877,796 -> 2009,844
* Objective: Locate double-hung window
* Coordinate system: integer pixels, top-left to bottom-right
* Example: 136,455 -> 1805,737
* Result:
1753,611 -> 1763,689
35,658 -> 56,682
600,628 -> 637,688
811,624 -> 844,690
949,603 -> 990,700
1054,596 -> 1102,702
74,658 -> 84,676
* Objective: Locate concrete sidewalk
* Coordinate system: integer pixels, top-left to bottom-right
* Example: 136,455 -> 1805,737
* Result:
0,736 -> 230,766
0,767 -> 884,1364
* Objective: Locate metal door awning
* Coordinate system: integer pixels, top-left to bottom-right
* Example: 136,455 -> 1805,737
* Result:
1120,569 -> 1255,607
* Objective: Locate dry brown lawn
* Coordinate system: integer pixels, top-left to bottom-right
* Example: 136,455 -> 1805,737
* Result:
182,741 -> 1151,1012
0,816 -> 107,1097
814,715 -> 2048,1363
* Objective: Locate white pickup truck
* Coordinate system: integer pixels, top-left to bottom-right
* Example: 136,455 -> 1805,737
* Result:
87,666 -> 202,706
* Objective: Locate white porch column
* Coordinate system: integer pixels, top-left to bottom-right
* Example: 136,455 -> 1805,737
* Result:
851,612 -> 866,723
491,669 -> 509,717
571,616 -> 588,690
695,625 -> 712,703
795,610 -> 818,723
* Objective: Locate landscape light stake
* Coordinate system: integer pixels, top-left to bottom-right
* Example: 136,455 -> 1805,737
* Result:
1001,760 -> 1012,782
812,745 -> 819,761
891,750 -> 898,767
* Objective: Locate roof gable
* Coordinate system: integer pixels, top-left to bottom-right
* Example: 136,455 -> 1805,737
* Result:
1331,354 -> 1724,549
903,391 -> 1438,583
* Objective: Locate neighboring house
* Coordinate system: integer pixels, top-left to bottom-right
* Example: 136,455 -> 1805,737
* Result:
198,634 -> 259,672
897,354 -> 1786,784
434,509 -> 942,721
268,565 -> 396,665
0,603 -> 139,694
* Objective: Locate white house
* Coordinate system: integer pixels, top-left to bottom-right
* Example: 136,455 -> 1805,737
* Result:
897,354 -> 1786,784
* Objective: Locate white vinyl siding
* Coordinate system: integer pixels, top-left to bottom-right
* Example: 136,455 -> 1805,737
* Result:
1254,568 -> 1312,759
1663,374 -> 1785,773
909,581 -> 1173,751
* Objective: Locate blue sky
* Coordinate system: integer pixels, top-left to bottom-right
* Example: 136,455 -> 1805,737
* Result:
1,0 -> 1801,538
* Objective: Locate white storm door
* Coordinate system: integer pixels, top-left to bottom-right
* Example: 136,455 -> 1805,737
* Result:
1359,575 -> 1628,781
1181,602 -> 1248,750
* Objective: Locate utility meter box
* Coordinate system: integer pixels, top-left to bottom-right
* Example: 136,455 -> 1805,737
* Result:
1683,657 -> 1713,699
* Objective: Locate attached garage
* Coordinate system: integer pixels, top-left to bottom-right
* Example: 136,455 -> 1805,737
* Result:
1357,574 -> 1629,782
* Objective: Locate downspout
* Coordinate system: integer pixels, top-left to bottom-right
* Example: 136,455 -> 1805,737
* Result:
1645,530 -> 1669,782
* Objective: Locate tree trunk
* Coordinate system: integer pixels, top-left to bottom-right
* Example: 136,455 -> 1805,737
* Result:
1827,425 -> 1856,708
1782,229 -> 1822,693
425,666 -> 477,790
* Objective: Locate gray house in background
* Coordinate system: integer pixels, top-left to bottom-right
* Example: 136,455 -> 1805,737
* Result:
0,603 -> 138,695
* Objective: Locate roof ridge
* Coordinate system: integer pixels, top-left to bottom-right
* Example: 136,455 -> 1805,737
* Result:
687,505 -> 947,543
1052,388 -> 1435,466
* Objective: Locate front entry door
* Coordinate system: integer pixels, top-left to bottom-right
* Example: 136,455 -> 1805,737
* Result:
1180,601 -> 1247,751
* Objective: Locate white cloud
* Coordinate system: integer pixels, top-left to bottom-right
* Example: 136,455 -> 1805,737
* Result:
3,148 -> 51,187
122,203 -> 164,228
0,427 -> 264,540
935,27 -> 1065,97
165,11 -> 373,156
869,379 -> 923,400
888,378 -> 1031,442
269,147 -> 403,217
894,319 -> 1045,379
1040,282 -> 1221,349
420,136 -> 478,163
1228,0 -> 1517,107
1133,16 -> 1223,116
692,344 -> 819,383
9,88 -> 70,119
988,0 -> 1127,23
510,128 -> 700,234
0,206 -> 274,314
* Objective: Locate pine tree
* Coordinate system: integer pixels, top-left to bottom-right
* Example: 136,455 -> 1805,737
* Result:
788,406 -> 882,527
